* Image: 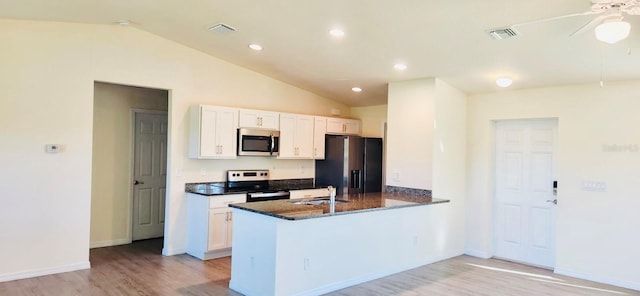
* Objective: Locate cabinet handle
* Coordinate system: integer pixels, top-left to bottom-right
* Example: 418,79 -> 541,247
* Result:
314,148 -> 317,156
228,212 -> 233,221
258,117 -> 262,126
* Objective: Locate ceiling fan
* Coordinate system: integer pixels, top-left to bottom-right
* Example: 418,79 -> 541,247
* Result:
511,0 -> 640,44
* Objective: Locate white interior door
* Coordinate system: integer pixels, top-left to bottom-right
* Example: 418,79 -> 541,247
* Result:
133,112 -> 168,241
494,119 -> 557,268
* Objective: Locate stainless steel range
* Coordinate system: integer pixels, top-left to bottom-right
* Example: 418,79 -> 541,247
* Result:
226,170 -> 290,202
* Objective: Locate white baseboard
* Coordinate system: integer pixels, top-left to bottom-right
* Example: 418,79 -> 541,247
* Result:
162,247 -> 186,256
90,238 -> 131,249
294,253 -> 462,296
231,252 -> 464,296
0,261 -> 91,283
555,267 -> 640,291
464,248 -> 492,259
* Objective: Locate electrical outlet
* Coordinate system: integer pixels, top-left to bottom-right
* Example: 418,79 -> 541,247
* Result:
303,258 -> 310,270
200,168 -> 207,175
392,171 -> 400,182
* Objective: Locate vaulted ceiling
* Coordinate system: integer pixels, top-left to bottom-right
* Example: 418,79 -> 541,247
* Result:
2,0 -> 639,106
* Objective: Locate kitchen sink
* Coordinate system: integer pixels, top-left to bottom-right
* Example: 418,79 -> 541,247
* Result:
290,198 -> 348,205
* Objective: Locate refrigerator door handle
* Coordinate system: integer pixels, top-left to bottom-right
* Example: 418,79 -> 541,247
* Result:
351,170 -> 361,189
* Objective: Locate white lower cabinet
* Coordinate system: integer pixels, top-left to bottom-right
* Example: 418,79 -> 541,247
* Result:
289,188 -> 331,200
187,193 -> 245,260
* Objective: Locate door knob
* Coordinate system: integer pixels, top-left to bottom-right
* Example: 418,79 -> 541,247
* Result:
134,180 -> 144,185
546,199 -> 557,205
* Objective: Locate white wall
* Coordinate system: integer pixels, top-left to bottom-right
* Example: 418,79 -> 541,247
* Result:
350,104 -> 387,138
385,78 -> 467,261
91,82 -> 168,248
466,81 -> 640,290
0,19 -> 349,281
432,78 -> 467,257
387,79 -> 435,189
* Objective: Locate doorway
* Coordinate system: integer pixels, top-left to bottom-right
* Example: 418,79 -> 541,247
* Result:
132,111 -> 168,240
90,82 -> 168,249
493,118 -> 558,268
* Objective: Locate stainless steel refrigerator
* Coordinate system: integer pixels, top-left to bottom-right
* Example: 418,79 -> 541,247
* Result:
315,135 -> 383,195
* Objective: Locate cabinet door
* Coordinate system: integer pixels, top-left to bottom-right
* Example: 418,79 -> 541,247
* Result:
258,111 -> 280,130
208,208 -> 230,251
326,118 -> 360,135
216,109 -> 238,158
295,115 -> 314,158
190,105 -> 238,159
239,109 -> 279,129
199,106 -> 218,157
313,117 -> 327,159
343,119 -> 360,135
278,114 -> 296,157
326,118 -> 345,134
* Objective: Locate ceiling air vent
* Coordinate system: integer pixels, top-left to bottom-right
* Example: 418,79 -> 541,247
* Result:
487,27 -> 519,40
209,23 -> 236,34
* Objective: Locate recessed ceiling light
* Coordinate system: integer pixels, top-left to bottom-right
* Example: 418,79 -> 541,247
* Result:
329,28 -> 345,37
249,44 -> 263,51
496,77 -> 513,88
394,63 -> 407,70
352,87 -> 362,92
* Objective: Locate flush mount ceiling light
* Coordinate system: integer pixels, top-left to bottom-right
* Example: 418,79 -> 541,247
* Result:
393,63 -> 407,70
595,18 -> 631,44
329,28 -> 345,37
115,19 -> 130,26
351,87 -> 362,92
496,77 -> 513,88
248,44 -> 263,51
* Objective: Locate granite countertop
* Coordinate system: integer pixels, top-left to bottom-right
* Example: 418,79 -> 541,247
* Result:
229,192 -> 450,220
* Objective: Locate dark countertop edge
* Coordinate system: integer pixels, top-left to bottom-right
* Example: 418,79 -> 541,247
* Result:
186,190 -> 244,197
186,185 -> 327,196
229,198 -> 450,221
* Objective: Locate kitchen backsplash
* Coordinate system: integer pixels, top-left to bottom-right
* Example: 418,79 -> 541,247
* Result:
385,185 -> 432,197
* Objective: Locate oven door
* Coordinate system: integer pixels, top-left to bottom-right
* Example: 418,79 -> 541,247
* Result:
238,128 -> 280,156
246,191 -> 290,202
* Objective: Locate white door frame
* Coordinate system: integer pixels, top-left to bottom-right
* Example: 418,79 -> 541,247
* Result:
491,117 -> 558,268
129,109 -> 169,242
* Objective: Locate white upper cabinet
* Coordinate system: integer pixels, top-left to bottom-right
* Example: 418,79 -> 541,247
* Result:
238,109 -> 279,130
279,113 -> 314,159
326,118 -> 360,135
189,105 -> 238,159
313,116 -> 327,159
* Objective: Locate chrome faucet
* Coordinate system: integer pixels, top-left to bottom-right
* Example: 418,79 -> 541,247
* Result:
327,186 -> 336,206
327,186 -> 337,213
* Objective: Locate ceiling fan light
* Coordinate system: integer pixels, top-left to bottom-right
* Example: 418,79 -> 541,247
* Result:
595,20 -> 631,44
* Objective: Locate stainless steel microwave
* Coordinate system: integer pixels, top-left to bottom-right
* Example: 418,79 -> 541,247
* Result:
237,128 -> 280,156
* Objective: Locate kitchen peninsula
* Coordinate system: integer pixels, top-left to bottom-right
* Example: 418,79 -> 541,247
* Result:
228,192 -> 449,296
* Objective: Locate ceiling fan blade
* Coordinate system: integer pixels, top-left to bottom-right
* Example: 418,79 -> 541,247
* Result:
569,14 -> 611,36
511,10 -> 600,27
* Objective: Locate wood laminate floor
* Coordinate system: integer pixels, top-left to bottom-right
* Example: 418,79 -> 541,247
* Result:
0,239 -> 637,295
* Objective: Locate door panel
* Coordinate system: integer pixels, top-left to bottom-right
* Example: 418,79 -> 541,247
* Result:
133,112 -> 168,241
494,119 -> 557,268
